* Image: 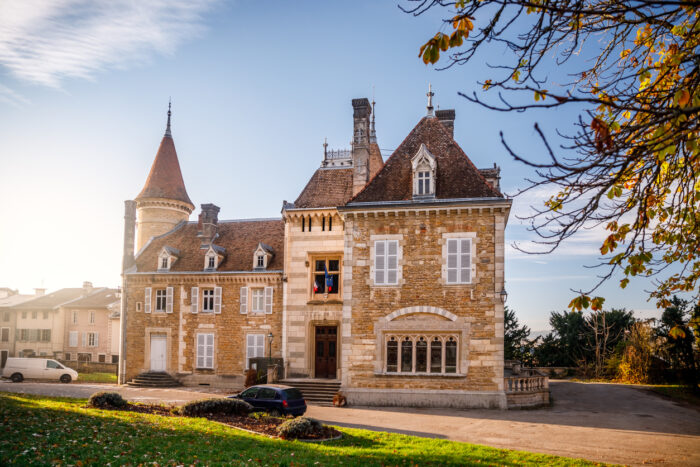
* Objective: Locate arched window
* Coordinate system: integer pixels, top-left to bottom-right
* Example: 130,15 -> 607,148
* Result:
430,337 -> 442,373
401,337 -> 413,373
386,337 -> 398,372
416,337 -> 427,372
445,337 -> 457,373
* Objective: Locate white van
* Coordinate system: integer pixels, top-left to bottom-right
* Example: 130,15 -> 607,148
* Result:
2,358 -> 78,383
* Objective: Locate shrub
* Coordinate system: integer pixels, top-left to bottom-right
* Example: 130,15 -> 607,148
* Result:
276,416 -> 323,439
179,398 -> 253,417
87,391 -> 127,409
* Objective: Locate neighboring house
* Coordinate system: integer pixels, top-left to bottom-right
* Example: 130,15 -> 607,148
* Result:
61,288 -> 120,363
122,94 -> 510,408
0,289 -> 42,367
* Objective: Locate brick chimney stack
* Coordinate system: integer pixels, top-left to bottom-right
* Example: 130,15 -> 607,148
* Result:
198,203 -> 220,243
352,98 -> 371,195
435,109 -> 455,137
82,281 -> 93,296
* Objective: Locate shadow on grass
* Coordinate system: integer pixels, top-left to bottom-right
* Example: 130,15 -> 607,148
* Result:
0,393 -> 595,466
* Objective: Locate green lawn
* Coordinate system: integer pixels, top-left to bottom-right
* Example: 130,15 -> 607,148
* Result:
0,393 -> 605,466
77,372 -> 117,383
647,384 -> 700,406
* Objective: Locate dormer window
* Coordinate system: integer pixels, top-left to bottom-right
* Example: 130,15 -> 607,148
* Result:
203,245 -> 225,271
208,256 -> 216,269
253,243 -> 274,270
411,143 -> 437,199
158,246 -> 180,271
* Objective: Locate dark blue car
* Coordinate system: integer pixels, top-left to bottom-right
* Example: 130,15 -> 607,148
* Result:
230,384 -> 307,417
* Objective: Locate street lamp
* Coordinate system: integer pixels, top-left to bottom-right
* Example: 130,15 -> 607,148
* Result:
267,332 -> 273,363
500,287 -> 508,304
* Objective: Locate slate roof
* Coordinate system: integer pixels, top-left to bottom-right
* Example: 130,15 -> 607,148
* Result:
368,142 -> 384,179
12,288 -> 87,310
64,288 -> 120,309
136,132 -> 193,207
350,117 -> 502,204
0,294 -> 37,308
134,219 -> 285,272
293,167 -> 355,209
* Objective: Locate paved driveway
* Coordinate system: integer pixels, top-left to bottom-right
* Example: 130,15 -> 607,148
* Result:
1,380 -> 698,466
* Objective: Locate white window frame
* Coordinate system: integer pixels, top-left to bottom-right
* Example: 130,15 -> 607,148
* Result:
202,289 -> 215,313
87,332 -> 98,347
144,288 -> 152,313
246,334 -> 265,369
411,143 -> 437,198
251,288 -> 264,313
240,287 -> 248,314
417,170 -> 431,195
190,287 -> 199,313
72,310 -> 78,324
442,233 -> 477,285
89,310 -> 95,324
264,287 -> 273,314
196,333 -> 214,369
372,237 -> 402,286
69,331 -> 78,347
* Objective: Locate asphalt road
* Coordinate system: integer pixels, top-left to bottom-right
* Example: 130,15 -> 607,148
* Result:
1,379 -> 698,466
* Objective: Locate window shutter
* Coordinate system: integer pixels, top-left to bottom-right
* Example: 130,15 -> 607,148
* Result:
460,239 -> 471,283
206,334 -> 214,368
94,332 -> 99,347
387,240 -> 398,284
191,287 -> 199,313
196,334 -> 204,368
166,287 -> 174,313
256,334 -> 265,357
82,332 -> 86,347
144,287 -> 151,313
214,287 -> 222,314
447,239 -> 458,284
240,287 -> 248,314
375,240 -> 385,284
264,287 -> 273,314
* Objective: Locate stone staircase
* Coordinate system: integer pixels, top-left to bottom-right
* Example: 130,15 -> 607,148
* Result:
127,372 -> 181,388
279,379 -> 341,407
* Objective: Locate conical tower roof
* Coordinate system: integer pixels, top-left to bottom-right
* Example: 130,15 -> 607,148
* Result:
135,106 -> 193,207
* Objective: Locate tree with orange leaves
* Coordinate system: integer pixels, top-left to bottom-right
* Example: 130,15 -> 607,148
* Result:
406,0 -> 699,311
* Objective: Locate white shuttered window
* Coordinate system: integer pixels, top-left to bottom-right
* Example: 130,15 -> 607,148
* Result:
144,288 -> 151,313
214,287 -> 222,314
196,333 -> 214,369
446,238 -> 472,284
69,331 -> 78,347
246,334 -> 265,368
190,287 -> 199,313
240,287 -> 248,314
166,287 -> 174,313
264,287 -> 273,314
374,240 -> 399,285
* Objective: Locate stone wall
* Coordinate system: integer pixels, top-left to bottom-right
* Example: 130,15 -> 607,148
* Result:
340,206 -> 508,408
123,273 -> 283,387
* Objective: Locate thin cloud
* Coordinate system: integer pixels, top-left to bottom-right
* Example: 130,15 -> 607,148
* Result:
508,274 -> 591,283
0,0 -> 217,88
0,82 -> 29,107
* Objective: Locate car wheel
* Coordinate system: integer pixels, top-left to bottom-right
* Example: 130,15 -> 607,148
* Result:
10,373 -> 23,383
269,409 -> 282,418
60,374 -> 72,384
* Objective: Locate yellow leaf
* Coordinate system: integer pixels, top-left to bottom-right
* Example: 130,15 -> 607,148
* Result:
623,110 -> 631,119
678,89 -> 690,107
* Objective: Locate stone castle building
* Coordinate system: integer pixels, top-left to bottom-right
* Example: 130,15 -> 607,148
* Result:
120,93 -> 512,408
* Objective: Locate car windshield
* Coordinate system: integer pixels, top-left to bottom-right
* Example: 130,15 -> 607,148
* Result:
283,389 -> 303,400
46,360 -> 63,369
240,387 -> 259,398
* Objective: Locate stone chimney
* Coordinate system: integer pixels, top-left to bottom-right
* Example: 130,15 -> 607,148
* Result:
435,109 -> 455,137
122,200 -> 136,272
82,281 -> 93,295
197,203 -> 220,243
352,98 -> 371,195
33,288 -> 46,296
479,164 -> 501,192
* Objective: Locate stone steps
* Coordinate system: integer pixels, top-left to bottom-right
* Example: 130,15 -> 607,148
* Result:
279,379 -> 341,406
127,372 -> 181,388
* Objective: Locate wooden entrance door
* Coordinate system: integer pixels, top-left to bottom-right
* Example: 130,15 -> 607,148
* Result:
314,326 -> 337,379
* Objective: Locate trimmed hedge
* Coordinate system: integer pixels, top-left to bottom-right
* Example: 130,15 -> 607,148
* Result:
178,398 -> 253,417
276,416 -> 323,439
87,392 -> 127,409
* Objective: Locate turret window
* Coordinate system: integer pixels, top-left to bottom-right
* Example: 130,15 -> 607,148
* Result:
417,171 -> 431,195
411,143 -> 437,199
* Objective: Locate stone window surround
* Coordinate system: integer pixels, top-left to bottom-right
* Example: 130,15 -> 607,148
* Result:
440,232 -> 477,285
309,254 -> 342,300
373,307 -> 469,377
369,234 -> 404,288
411,143 -> 437,199
385,333 -> 459,374
142,327 -> 171,374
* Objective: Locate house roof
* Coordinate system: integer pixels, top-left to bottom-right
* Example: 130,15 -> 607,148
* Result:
0,294 -> 38,309
134,218 -> 285,272
350,117 -> 502,204
12,288 -> 87,310
63,288 -> 120,309
293,167 -> 355,209
135,128 -> 193,207
368,142 -> 384,179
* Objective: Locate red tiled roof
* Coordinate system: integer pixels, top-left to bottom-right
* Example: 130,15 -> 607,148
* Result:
64,288 -> 120,308
350,117 -> 502,203
134,219 -> 285,272
293,168 -> 354,209
368,142 -> 384,179
136,135 -> 193,206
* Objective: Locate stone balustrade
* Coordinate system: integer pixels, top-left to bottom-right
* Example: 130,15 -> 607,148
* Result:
504,375 -> 549,393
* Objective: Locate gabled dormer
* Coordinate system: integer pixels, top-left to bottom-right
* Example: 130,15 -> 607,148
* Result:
253,243 -> 275,270
157,246 -> 180,271
203,244 -> 226,271
411,143 -> 436,199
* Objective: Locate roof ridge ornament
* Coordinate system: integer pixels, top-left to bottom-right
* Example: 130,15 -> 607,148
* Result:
426,83 -> 435,117
165,98 -> 172,138
370,99 -> 377,143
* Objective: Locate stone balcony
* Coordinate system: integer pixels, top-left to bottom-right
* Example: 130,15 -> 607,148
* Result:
504,360 -> 550,408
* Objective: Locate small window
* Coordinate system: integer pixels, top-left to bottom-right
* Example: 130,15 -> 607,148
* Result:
111,355 -> 119,364
78,353 -> 92,362
322,217 -> 326,231
328,216 -> 332,231
302,217 -> 305,232
155,289 -> 167,312
2,311 -> 8,322
161,257 -> 169,269
98,354 -> 106,363
87,332 -> 97,347
202,289 -> 215,313
417,171 -> 431,195
136,302 -> 142,312
312,257 -> 340,297
89,311 -> 95,324
0,328 -> 9,343
72,311 -> 78,324
251,289 -> 264,313
386,337 -> 398,372
65,352 -> 71,361
43,311 -> 48,319
257,255 -> 265,268
21,311 -> 27,319
208,255 -> 216,269
32,311 -> 37,319
41,329 -> 51,342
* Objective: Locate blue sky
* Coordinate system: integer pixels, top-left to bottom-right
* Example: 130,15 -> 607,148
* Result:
0,0 -> 667,331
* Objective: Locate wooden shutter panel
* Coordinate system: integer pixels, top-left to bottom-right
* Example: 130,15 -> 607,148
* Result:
166,287 -> 174,313
264,287 -> 273,314
94,332 -> 99,347
191,287 -> 199,313
144,287 -> 151,313
214,287 -> 222,314
240,287 -> 248,314
375,240 -> 385,284
82,332 -> 86,347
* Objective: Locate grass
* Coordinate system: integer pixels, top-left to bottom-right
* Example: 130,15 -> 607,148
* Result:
0,393 -> 605,466
77,372 -> 117,383
647,384 -> 700,406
